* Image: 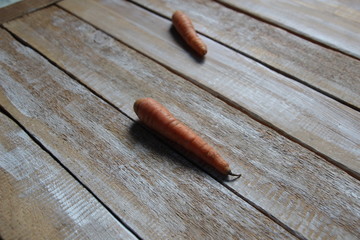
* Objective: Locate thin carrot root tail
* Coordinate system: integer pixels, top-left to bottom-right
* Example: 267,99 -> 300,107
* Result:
228,171 -> 241,178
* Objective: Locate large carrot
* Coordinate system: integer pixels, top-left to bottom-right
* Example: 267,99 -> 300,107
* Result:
172,10 -> 207,56
134,98 -> 240,177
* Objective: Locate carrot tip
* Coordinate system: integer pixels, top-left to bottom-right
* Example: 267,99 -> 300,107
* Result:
228,171 -> 241,178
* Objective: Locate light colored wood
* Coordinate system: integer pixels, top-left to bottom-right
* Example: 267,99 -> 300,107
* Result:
5,7 -> 360,239
130,0 -> 360,110
0,0 -> 59,23
217,0 -> 360,59
0,0 -> 22,8
0,29 -> 296,240
55,0 -> 360,178
0,113 -> 137,240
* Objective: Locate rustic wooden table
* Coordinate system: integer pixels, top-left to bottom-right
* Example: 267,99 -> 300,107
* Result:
1,0 -> 359,239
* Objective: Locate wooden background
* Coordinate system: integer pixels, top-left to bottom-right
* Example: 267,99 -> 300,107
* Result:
1,0 -> 359,239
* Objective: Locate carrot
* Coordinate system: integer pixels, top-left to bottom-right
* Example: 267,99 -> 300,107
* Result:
172,10 -> 207,56
134,98 -> 240,177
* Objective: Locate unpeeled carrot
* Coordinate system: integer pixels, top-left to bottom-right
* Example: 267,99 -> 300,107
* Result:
134,98 -> 240,177
172,10 -> 207,56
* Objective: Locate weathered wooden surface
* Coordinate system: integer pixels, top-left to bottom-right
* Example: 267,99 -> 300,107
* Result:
2,0 -> 360,239
0,29 -> 297,239
4,7 -> 360,239
0,113 -> 137,240
0,0 -> 59,23
217,0 -> 360,59
130,0 -> 360,110
54,0 -> 360,178
0,0 -> 22,8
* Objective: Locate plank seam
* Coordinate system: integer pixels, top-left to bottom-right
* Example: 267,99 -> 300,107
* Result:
0,0 -> 61,25
212,0 -> 360,61
206,39 -> 360,112
0,76 -> 143,240
48,4 -> 360,181
126,0 -> 360,112
4,15 -> 308,240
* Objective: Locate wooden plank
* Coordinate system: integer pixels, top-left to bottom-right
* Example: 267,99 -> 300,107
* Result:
0,29 -> 296,240
0,113 -> 137,240
217,0 -> 360,59
130,0 -> 360,111
0,0 -> 59,24
0,0 -> 22,8
54,0 -> 360,178
4,7 -> 360,240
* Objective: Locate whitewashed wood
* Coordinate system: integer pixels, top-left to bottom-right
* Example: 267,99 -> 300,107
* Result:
4,7 -> 360,239
55,0 -> 360,178
0,0 -> 59,23
0,113 -> 137,240
0,29 -> 296,240
217,0 -> 360,59
0,0 -> 22,8
130,0 -> 360,110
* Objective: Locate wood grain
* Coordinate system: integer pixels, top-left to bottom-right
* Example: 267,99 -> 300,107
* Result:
130,0 -> 360,110
0,29 -> 296,240
4,7 -> 360,239
217,0 -> 360,59
0,0 -> 22,8
54,0 -> 360,178
0,113 -> 137,240
0,0 -> 59,24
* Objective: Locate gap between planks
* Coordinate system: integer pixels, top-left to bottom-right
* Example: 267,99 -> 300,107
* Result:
54,2 -> 360,180
0,109 -> 140,240
74,0 -> 360,178
2,9 -> 360,238
0,28 -> 302,240
0,0 -> 60,24
215,0 -> 360,60
1,25 -> 306,240
0,81 -> 144,240
212,0 -> 360,61
127,0 -> 360,112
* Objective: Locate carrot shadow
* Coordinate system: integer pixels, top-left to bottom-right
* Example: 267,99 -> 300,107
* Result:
128,121 -> 199,172
129,121 -> 240,182
169,26 -> 206,64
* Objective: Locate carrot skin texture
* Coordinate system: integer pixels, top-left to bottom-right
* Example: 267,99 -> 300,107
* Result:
134,98 -> 231,175
172,10 -> 207,56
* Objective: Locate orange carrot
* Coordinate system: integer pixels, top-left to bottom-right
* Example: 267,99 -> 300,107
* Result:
134,98 -> 240,177
172,10 -> 207,56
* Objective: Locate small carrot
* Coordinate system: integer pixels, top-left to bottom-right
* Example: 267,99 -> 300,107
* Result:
172,10 -> 207,56
134,98 -> 240,177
